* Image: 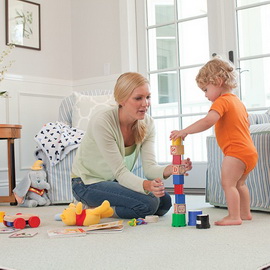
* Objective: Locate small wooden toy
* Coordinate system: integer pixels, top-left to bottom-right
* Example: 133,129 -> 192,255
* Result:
1,212 -> 40,229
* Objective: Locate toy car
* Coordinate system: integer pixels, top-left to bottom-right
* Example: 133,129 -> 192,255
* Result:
2,213 -> 40,229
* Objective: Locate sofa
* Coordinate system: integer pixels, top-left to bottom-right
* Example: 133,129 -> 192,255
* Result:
35,90 -> 144,204
206,109 -> 270,212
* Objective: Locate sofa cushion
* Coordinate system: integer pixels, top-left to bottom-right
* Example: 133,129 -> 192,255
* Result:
72,92 -> 117,131
249,112 -> 270,125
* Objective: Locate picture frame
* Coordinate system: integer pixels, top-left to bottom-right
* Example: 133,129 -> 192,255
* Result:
5,0 -> 41,50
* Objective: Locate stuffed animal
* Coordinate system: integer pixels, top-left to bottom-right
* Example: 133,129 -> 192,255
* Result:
13,160 -> 51,207
61,200 -> 114,226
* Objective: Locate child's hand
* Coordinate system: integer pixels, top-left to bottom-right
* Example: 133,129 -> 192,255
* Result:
170,130 -> 188,141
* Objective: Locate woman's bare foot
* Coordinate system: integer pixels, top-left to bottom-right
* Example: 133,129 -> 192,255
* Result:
215,216 -> 242,226
241,213 -> 252,220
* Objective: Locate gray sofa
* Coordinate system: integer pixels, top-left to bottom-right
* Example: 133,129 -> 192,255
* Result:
206,109 -> 270,212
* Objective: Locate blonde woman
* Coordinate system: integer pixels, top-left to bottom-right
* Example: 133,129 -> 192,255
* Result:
170,57 -> 258,226
72,72 -> 192,219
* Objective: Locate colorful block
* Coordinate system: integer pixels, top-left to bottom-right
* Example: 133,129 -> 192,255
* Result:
172,164 -> 186,175
172,155 -> 181,164
175,194 -> 185,204
172,213 -> 186,227
173,174 -> 184,185
170,145 -> 184,155
174,184 -> 184,194
174,203 -> 186,214
188,210 -> 203,226
172,138 -> 182,146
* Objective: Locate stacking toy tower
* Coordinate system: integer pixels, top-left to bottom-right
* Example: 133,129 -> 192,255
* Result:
171,138 -> 186,227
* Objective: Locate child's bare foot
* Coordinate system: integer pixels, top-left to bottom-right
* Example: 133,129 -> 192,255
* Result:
215,216 -> 242,226
241,213 -> 252,220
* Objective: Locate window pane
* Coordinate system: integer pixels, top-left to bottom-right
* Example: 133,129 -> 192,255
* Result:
240,57 -> 270,108
177,0 -> 207,20
182,115 -> 212,161
148,24 -> 177,71
147,0 -> 174,26
149,72 -> 179,117
237,5 -> 270,57
154,117 -> 179,163
178,18 -> 209,66
180,67 -> 210,114
237,0 -> 268,6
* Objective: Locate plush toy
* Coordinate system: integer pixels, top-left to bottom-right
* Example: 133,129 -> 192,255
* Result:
61,200 -> 114,226
13,160 -> 51,207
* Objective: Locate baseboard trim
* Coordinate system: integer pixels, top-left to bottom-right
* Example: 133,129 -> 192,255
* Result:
165,187 -> 205,195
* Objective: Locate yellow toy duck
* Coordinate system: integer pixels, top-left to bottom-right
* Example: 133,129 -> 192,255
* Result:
61,200 -> 114,226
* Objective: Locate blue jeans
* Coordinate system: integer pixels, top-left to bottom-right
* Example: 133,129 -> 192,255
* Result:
72,178 -> 172,219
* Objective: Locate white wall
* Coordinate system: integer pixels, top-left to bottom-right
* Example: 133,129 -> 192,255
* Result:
1,0 -> 73,80
0,0 -> 136,196
71,0 -> 122,79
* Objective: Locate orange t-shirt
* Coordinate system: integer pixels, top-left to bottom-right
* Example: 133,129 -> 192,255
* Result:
210,93 -> 256,157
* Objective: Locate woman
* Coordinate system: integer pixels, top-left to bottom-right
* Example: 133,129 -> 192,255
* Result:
72,72 -> 192,219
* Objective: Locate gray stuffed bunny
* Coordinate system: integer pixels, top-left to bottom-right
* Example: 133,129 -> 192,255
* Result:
13,160 -> 51,207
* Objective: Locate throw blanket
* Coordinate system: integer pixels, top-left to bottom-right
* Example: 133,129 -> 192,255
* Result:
34,122 -> 85,166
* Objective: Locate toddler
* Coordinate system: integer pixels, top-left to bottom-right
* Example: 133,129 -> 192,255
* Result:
170,57 -> 258,226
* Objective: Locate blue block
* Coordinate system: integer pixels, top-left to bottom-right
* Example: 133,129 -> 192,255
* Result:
175,194 -> 185,204
173,174 -> 184,185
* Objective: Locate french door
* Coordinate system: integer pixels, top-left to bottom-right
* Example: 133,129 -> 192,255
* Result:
136,0 -> 270,163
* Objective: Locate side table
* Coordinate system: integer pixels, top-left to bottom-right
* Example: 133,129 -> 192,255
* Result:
0,124 -> 22,204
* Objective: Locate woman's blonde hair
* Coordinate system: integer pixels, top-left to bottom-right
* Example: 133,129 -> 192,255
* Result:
196,57 -> 237,90
114,72 -> 149,144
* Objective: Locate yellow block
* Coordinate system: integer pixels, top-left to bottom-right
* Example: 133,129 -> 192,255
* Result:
172,138 -> 182,146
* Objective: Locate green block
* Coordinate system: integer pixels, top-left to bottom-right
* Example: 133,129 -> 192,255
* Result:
172,213 -> 186,227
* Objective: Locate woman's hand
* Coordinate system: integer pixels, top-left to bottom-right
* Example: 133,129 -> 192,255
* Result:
143,178 -> 165,197
182,158 -> 192,176
163,158 -> 193,178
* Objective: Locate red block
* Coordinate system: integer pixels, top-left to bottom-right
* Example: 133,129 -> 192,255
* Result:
172,155 -> 181,164
174,184 -> 184,194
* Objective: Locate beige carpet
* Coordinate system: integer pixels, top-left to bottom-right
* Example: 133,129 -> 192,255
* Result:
0,195 -> 270,270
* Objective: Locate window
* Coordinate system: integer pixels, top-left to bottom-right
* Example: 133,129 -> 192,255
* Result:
139,0 -> 210,163
136,0 -> 270,163
236,0 -> 270,109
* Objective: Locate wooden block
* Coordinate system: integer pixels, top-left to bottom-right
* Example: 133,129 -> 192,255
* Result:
172,164 -> 186,175
174,203 -> 186,214
170,145 -> 184,155
172,138 -> 182,146
172,155 -> 181,164
174,184 -> 184,194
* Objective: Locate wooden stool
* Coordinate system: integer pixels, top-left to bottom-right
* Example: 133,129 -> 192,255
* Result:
0,124 -> 22,204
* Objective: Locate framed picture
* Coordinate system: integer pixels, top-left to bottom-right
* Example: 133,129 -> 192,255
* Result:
5,0 -> 41,50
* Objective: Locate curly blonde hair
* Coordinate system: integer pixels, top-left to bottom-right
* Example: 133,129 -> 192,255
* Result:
114,72 -> 149,144
196,57 -> 237,90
